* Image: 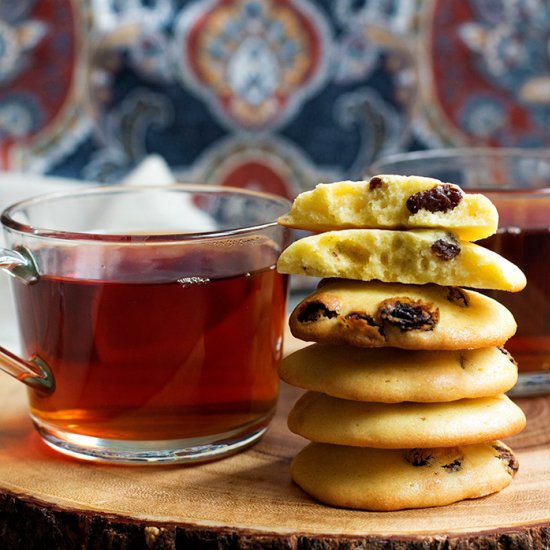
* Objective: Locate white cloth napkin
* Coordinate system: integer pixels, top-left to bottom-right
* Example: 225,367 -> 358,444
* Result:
89,155 -> 216,233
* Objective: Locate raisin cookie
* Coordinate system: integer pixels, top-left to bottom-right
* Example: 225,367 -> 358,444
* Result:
277,229 -> 526,292
280,345 -> 518,403
277,176 -> 498,241
291,441 -> 518,511
289,279 -> 516,350
287,392 -> 526,448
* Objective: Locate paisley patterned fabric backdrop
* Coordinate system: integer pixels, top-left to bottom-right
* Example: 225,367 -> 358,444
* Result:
0,0 -> 548,197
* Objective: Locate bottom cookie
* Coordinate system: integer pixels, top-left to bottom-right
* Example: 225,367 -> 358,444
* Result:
291,441 -> 518,511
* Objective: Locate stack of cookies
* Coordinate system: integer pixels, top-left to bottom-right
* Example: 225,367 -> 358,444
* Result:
276,175 -> 527,511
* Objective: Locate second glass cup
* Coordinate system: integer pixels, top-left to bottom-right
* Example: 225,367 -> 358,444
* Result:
0,184 -> 291,463
369,148 -> 550,396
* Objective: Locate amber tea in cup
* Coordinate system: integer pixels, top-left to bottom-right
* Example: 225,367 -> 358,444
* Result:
0,185 -> 291,463
369,148 -> 550,396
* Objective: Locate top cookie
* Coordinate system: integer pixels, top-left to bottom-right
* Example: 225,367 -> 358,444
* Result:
278,176 -> 499,241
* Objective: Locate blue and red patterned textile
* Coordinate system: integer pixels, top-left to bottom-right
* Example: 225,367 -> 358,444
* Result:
0,0 -> 548,196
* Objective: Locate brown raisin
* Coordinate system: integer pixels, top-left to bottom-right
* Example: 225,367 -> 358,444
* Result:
492,444 -> 519,475
369,176 -> 384,190
297,301 -> 337,323
405,448 -> 433,467
376,297 -> 440,332
447,287 -> 469,307
442,458 -> 463,472
431,238 -> 461,260
406,184 -> 463,214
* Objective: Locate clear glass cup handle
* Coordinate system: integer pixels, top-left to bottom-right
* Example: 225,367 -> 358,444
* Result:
0,246 -> 54,393
0,347 -> 55,393
0,246 -> 39,283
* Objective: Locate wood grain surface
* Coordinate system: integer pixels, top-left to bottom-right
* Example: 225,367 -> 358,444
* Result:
0,329 -> 549,549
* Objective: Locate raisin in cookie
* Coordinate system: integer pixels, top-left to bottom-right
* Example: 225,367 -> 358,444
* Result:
277,229 -> 526,292
277,176 -> 498,241
280,345 -> 518,403
291,441 -> 518,511
289,279 -> 516,350
287,392 -> 526,448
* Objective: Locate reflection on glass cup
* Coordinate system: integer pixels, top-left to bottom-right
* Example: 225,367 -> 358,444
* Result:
0,185 -> 291,463
369,148 -> 550,396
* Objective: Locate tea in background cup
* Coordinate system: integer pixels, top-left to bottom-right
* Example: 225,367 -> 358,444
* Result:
0,185 -> 291,463
369,148 -> 550,396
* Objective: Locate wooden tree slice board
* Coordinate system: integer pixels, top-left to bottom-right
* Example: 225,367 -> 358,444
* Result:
1,331 -> 550,548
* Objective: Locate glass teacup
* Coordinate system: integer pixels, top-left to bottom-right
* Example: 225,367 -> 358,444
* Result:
0,184 -> 291,463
